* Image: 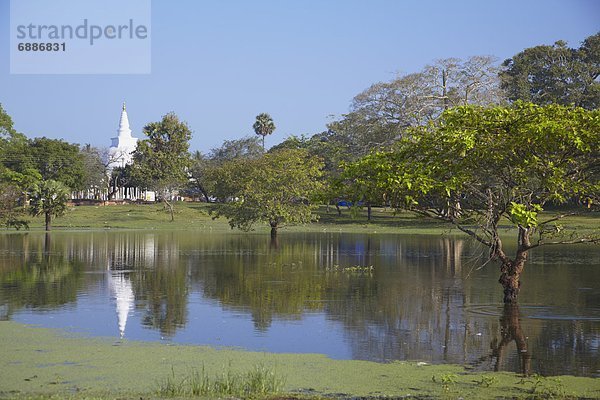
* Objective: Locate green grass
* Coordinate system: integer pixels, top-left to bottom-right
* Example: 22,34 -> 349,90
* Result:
12,201 -> 600,236
1,322 -> 600,399
157,363 -> 285,398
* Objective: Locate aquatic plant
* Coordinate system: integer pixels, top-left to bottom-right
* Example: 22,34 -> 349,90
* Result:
156,363 -> 286,398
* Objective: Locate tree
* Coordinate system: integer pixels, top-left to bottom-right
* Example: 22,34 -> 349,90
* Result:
79,144 -> 108,200
253,113 -> 276,150
348,102 -> 599,303
29,179 -> 70,231
29,137 -> 87,191
186,137 -> 263,203
346,55 -> 504,148
214,148 -> 324,236
131,112 -> 192,221
501,33 -> 600,109
184,151 -> 212,202
0,103 -> 17,139
338,158 -> 388,221
0,182 -> 28,230
209,135 -> 264,162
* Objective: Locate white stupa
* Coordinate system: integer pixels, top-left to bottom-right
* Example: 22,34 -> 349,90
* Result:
108,103 -> 138,169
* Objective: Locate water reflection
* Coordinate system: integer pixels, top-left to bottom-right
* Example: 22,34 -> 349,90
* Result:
108,270 -> 134,338
0,233 -> 83,316
0,231 -> 599,377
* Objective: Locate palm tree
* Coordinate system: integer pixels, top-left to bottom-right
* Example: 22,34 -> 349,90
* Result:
29,179 -> 70,231
252,113 -> 276,150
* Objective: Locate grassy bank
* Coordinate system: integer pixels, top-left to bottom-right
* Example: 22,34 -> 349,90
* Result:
1,321 -> 599,399
13,201 -> 600,235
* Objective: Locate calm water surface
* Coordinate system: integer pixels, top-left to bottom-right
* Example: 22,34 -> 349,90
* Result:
0,231 -> 599,377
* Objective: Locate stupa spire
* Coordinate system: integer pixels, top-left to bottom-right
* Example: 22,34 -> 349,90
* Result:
118,102 -> 132,138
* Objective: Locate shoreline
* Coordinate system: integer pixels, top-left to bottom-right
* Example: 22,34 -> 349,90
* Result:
2,321 -> 600,399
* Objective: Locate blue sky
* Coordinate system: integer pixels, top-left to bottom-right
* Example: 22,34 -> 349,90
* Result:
1,0 -> 598,153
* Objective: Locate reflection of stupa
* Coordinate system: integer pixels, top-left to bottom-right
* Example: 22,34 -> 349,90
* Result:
108,269 -> 134,338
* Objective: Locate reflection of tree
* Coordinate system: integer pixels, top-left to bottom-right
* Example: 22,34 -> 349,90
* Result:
139,264 -> 188,337
131,233 -> 188,338
489,304 -> 532,375
323,236 -> 472,363
194,235 -> 330,331
0,233 -> 82,317
1,232 -> 599,377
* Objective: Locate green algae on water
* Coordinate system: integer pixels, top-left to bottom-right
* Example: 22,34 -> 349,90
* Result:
1,322 -> 600,399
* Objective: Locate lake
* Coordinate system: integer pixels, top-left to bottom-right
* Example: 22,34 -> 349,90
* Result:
1,231 -> 599,377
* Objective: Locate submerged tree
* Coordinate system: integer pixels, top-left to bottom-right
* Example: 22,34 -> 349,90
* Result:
214,148 -> 324,236
131,112 -> 192,221
253,113 -> 276,150
29,179 -> 70,231
347,102 -> 599,303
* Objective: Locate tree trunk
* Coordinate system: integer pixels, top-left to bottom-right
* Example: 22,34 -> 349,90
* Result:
498,253 -> 529,303
367,203 -> 372,221
45,212 -> 51,231
164,199 -> 174,222
200,188 -> 210,203
335,203 -> 341,216
498,227 -> 530,303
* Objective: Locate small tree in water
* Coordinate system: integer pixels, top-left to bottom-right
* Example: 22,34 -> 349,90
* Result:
213,148 -> 323,236
347,102 -> 600,303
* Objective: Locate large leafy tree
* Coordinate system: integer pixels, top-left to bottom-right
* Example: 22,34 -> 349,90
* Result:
131,112 -> 192,221
0,103 -> 17,139
29,179 -> 70,231
214,148 -> 324,236
186,136 -> 263,203
0,105 -> 39,228
252,113 -> 276,150
343,55 -> 504,151
0,182 -> 28,230
501,33 -> 600,109
79,144 -> 108,200
29,137 -> 87,191
348,102 -> 599,303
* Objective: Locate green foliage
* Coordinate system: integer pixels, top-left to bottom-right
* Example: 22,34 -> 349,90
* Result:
157,364 -> 285,398
432,373 -> 458,392
79,144 -> 108,197
475,375 -> 498,388
213,148 -> 324,232
29,179 -> 70,231
345,102 -> 600,301
131,112 -> 192,220
519,374 -> 567,399
352,102 -> 599,222
501,33 -> 600,109
0,103 -> 17,139
0,182 -> 28,229
210,135 -> 264,162
29,137 -> 87,191
185,137 -> 265,202
253,112 -> 276,150
509,202 -> 543,228
133,112 -> 192,192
